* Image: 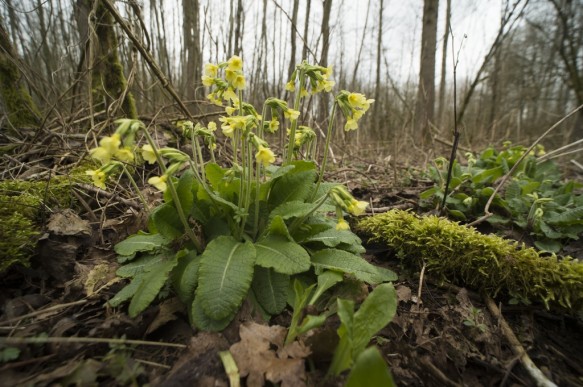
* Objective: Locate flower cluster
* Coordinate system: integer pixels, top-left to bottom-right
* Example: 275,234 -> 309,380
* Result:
336,91 -> 375,131
286,62 -> 335,95
85,119 -> 143,189
203,55 -> 247,107
330,185 -> 369,230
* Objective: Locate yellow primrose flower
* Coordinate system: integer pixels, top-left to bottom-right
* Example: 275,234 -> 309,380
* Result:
141,144 -> 157,164
85,169 -> 107,190
89,146 -> 111,164
269,119 -> 279,133
285,81 -> 296,92
233,74 -> 246,90
114,147 -> 135,163
148,175 -> 168,192
225,106 -> 237,116
344,118 -> 358,131
204,63 -> 218,77
223,87 -> 238,102
348,199 -> 368,216
300,88 -> 309,97
318,79 -> 335,93
207,93 -> 223,106
255,145 -> 275,167
322,65 -> 333,79
100,133 -> 122,153
202,75 -> 214,87
225,68 -> 237,84
227,55 -> 243,71
284,108 -> 300,121
336,218 -> 350,231
348,93 -> 368,109
208,122 -> 217,131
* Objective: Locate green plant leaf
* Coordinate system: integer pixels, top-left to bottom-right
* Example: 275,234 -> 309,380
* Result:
150,203 -> 184,240
251,266 -> 289,315
197,236 -> 256,320
170,249 -> 200,304
114,233 -> 169,257
116,253 -> 164,278
534,239 -> 562,253
128,254 -> 179,317
311,249 -> 397,284
346,347 -> 396,387
269,201 -> 320,221
352,283 -> 397,356
328,298 -> 355,375
108,276 -> 143,307
547,207 -> 583,226
190,296 -> 236,332
309,270 -> 344,305
176,169 -> 196,215
269,170 -> 317,208
420,186 -> 438,200
255,235 -> 311,274
266,215 -> 294,241
303,228 -> 362,248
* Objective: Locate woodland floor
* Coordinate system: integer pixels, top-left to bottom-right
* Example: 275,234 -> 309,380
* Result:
1,142 -> 583,386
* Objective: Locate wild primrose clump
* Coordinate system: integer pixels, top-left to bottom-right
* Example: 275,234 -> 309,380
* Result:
86,56 -> 395,332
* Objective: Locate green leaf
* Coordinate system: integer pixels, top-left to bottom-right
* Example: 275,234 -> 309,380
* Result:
346,347 -> 396,387
114,233 -> 169,257
311,249 -> 397,284
267,164 -> 296,180
534,239 -> 562,253
352,283 -> 397,356
197,236 -> 256,320
304,229 -> 362,248
309,270 -> 344,305
0,347 -> 21,363
176,169 -> 196,215
108,276 -> 143,307
269,201 -> 320,221
269,170 -> 317,208
266,215 -> 294,241
128,254 -> 179,317
420,186 -> 438,200
190,296 -> 236,332
252,266 -> 289,315
329,298 -> 355,375
547,207 -> 583,226
471,166 -> 503,184
171,249 -> 200,304
116,253 -> 164,278
255,235 -> 311,274
150,203 -> 184,240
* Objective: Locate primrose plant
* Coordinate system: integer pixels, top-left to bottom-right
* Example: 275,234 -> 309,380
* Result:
87,56 -> 396,332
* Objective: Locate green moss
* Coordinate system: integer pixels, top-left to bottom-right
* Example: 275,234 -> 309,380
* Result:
0,56 -> 41,128
0,172 -> 90,274
357,210 -> 583,313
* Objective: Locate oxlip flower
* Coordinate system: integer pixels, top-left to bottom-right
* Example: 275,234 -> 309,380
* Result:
204,63 -> 218,77
227,55 -> 243,71
336,218 -> 350,231
141,144 -> 157,164
86,169 -> 107,190
255,145 -> 275,167
348,199 -> 368,216
284,108 -> 300,121
148,175 -> 168,192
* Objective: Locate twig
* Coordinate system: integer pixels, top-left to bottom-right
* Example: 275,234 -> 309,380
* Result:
76,183 -> 142,210
0,336 -> 186,349
483,295 -> 557,387
420,355 -> 461,387
571,159 -> 583,172
0,300 -> 87,326
469,104 -> 583,227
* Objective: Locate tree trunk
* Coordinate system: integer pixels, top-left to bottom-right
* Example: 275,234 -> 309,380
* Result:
0,17 -> 41,129
413,0 -> 439,146
373,0 -> 384,134
437,0 -> 450,129
91,0 -> 138,119
301,0 -> 312,61
182,0 -> 201,101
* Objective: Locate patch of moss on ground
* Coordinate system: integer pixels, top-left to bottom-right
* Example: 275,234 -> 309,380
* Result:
0,170 -> 91,274
357,209 -> 583,313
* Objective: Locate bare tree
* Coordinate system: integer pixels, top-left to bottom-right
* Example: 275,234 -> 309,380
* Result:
413,0 -> 439,145
182,0 -> 202,101
373,0 -> 384,133
301,0 -> 312,61
437,0 -> 451,129
288,0 -> 299,79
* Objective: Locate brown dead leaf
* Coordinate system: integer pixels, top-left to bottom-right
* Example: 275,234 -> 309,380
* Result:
229,322 -> 310,387
145,298 -> 185,334
396,285 -> 412,303
47,209 -> 91,237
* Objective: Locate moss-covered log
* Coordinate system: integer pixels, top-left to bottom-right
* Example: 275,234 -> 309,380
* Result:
0,18 -> 41,129
357,210 -> 583,313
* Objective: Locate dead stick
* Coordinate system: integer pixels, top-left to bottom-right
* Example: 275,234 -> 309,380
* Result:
483,295 -> 557,387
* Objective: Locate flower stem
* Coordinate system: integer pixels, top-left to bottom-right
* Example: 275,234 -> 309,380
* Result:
142,129 -> 202,253
312,102 -> 338,201
121,164 -> 150,216
285,71 -> 305,165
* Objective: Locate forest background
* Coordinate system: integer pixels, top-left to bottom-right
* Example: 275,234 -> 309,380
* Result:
0,0 -> 582,164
